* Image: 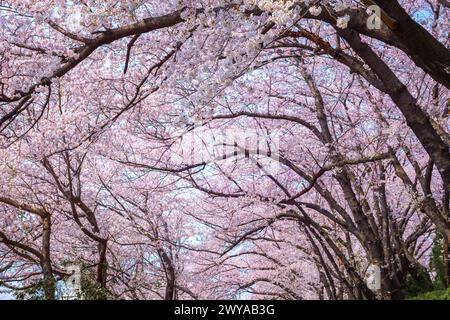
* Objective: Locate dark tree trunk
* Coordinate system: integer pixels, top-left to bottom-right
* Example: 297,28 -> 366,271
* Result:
41,216 -> 55,300
337,28 -> 450,221
371,0 -> 450,89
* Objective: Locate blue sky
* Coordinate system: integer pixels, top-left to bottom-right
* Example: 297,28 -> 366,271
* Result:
0,292 -> 13,300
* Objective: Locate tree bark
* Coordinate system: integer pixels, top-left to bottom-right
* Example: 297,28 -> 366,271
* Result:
41,215 -> 55,300
337,28 -> 450,195
371,0 -> 450,88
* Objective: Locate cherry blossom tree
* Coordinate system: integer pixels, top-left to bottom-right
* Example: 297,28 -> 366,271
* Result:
0,0 -> 448,300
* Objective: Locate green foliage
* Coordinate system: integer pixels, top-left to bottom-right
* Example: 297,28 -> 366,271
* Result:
14,280 -> 47,300
408,287 -> 450,300
58,260 -> 112,300
404,269 -> 433,298
77,275 -> 111,300
12,262 -> 112,300
406,233 -> 449,300
429,233 -> 447,290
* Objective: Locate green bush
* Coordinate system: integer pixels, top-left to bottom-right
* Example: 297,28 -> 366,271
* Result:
408,287 -> 450,300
